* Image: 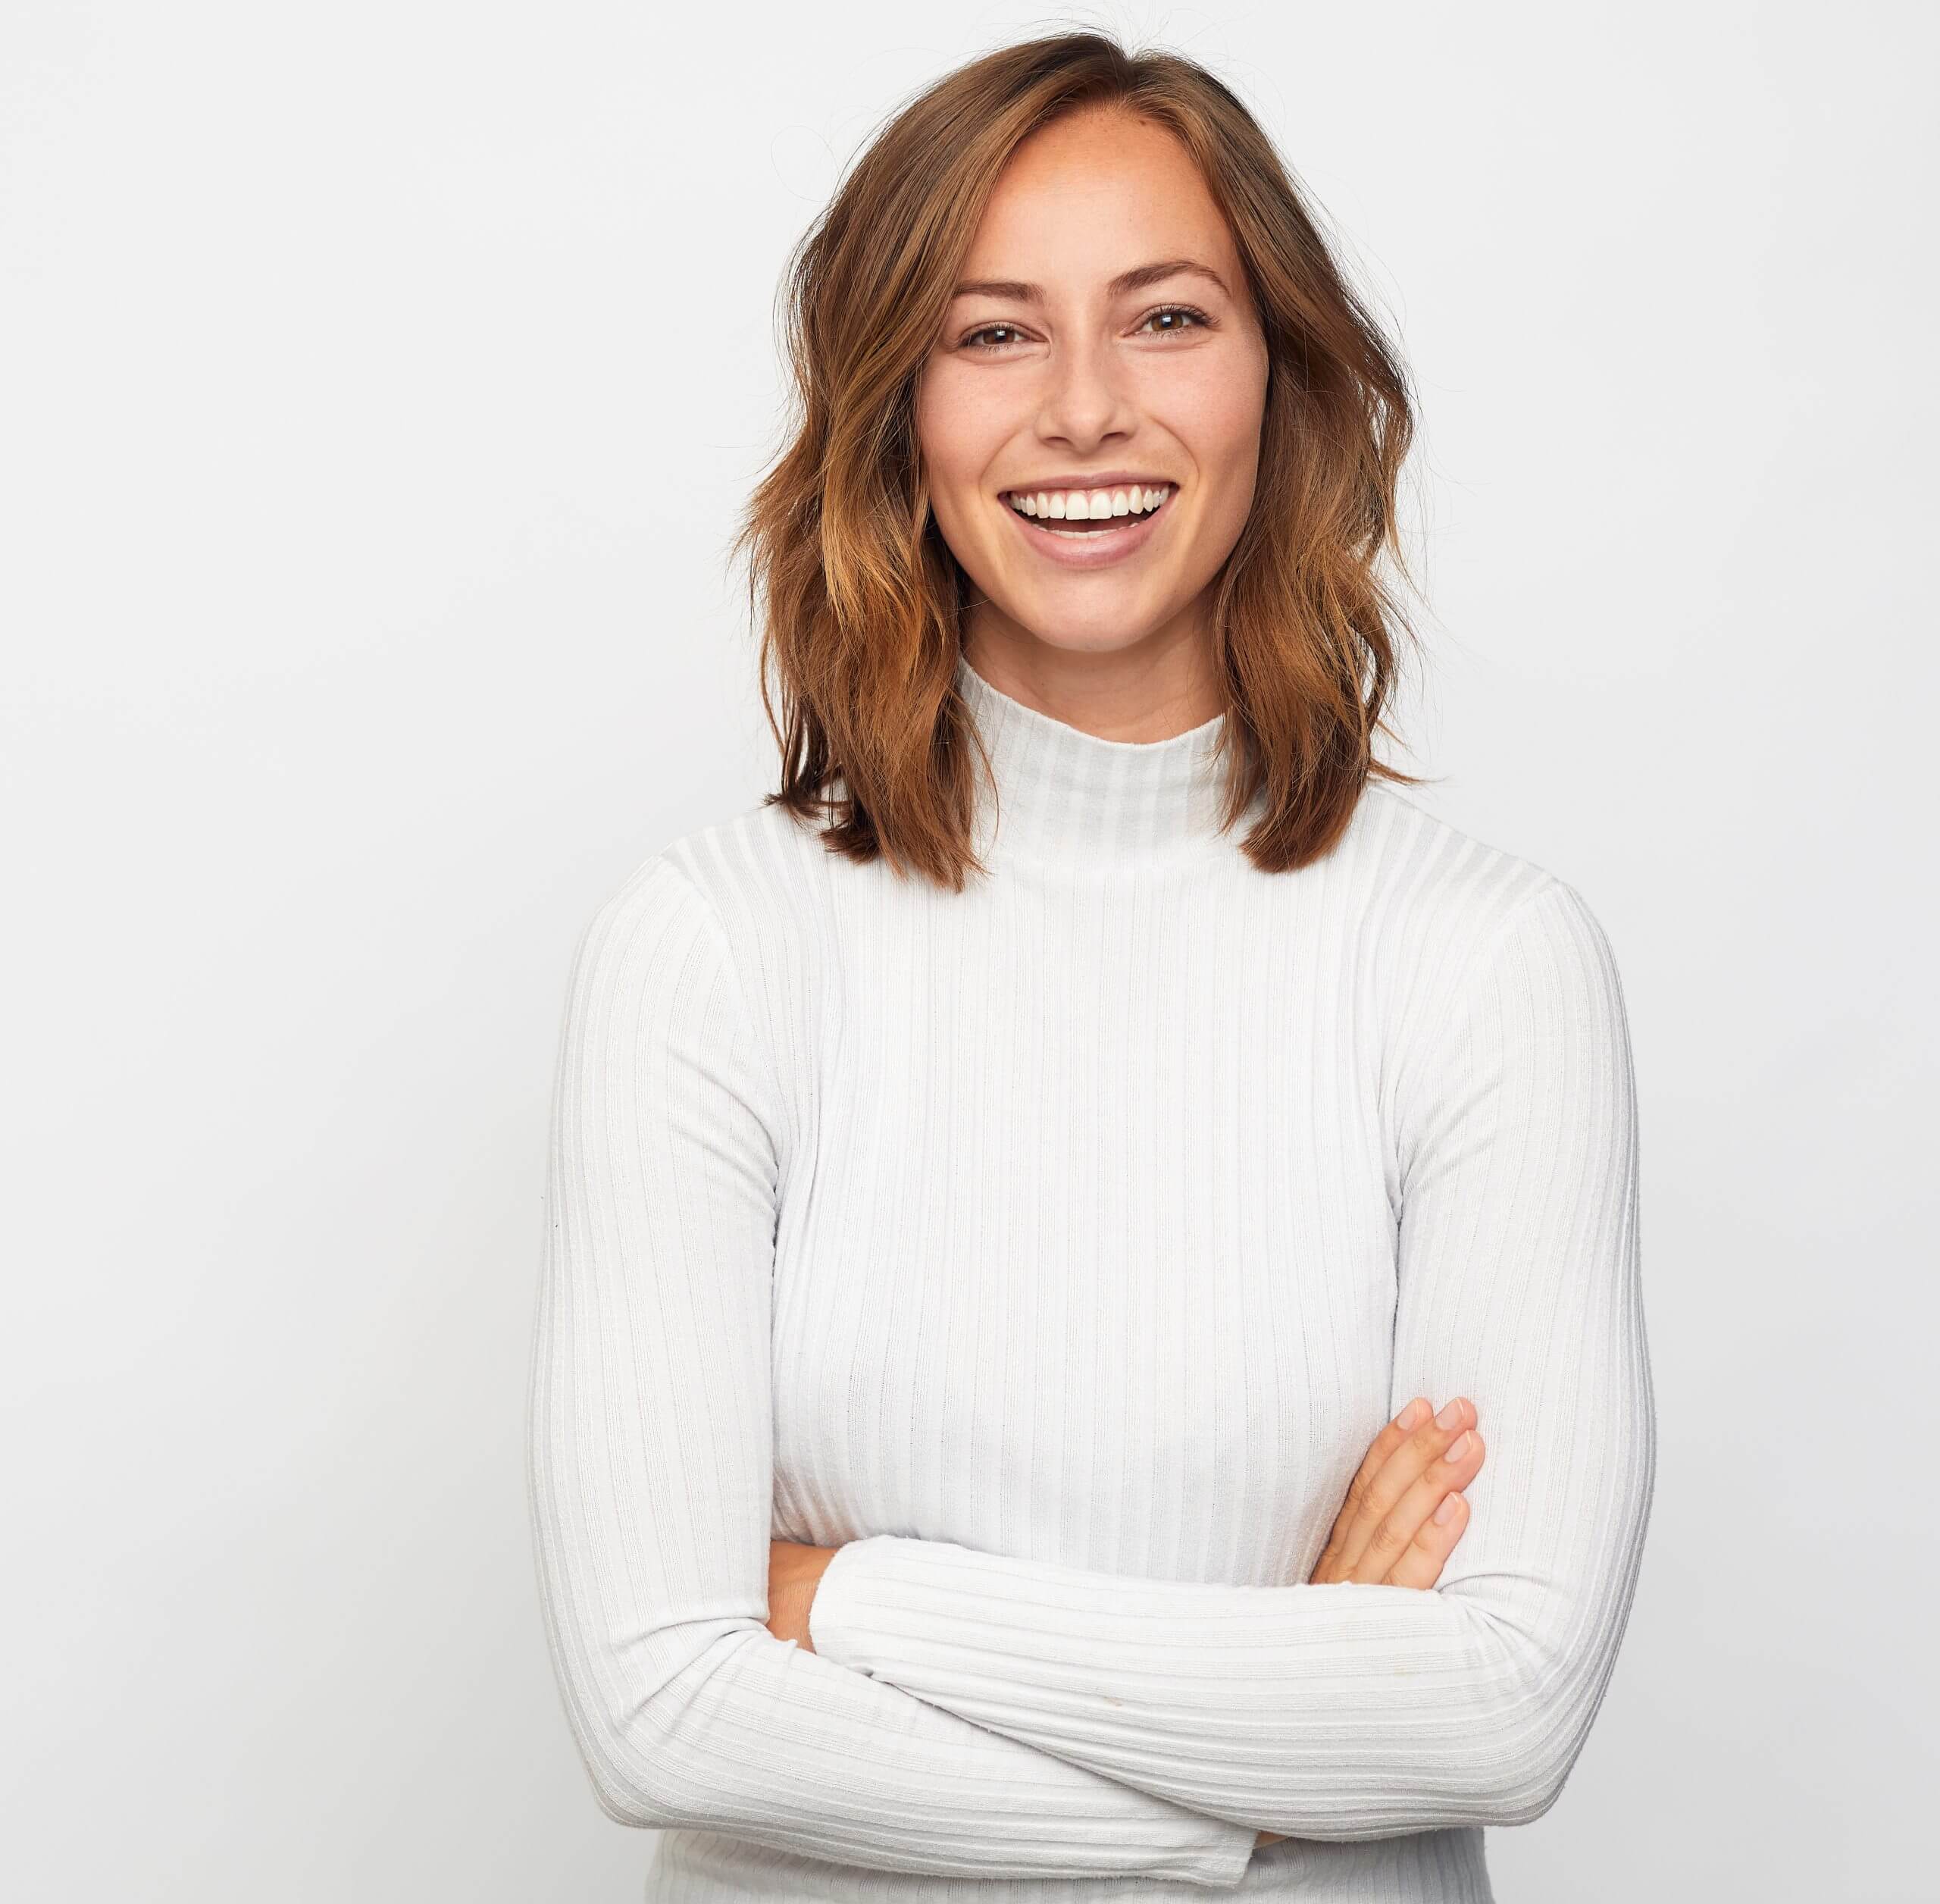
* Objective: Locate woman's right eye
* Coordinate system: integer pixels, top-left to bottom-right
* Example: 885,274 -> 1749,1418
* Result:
958,323 -> 1027,353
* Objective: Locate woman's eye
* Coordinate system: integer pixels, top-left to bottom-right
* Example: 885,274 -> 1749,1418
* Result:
956,304 -> 1212,355
1139,304 -> 1210,336
960,323 -> 1026,352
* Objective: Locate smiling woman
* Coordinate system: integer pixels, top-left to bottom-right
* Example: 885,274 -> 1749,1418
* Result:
723,30 -> 1428,876
527,27 -> 1655,1904
917,114 -> 1271,656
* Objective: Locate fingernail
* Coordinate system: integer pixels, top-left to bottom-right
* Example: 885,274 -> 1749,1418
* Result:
1444,1430 -> 1472,1460
1435,1399 -> 1464,1429
1394,1399 -> 1425,1430
1434,1494 -> 1460,1524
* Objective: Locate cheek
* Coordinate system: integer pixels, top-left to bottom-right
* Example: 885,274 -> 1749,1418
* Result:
1145,340 -> 1267,469
913,366 -> 1001,500
1185,352 -> 1269,474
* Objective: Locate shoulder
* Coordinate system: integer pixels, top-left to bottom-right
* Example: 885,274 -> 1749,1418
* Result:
1344,783 -> 1629,1031
551,810 -> 799,1149
573,797 -> 825,952
1344,781 -> 1558,932
1347,781 -> 1614,946
559,800 -> 830,1103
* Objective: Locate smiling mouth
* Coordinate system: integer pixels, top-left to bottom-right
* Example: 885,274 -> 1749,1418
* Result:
1002,484 -> 1176,536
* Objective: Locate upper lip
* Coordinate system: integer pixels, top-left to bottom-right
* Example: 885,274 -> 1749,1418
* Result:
998,472 -> 1177,497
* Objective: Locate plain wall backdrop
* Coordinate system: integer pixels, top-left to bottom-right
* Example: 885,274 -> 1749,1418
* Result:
4,1 -> 1934,1897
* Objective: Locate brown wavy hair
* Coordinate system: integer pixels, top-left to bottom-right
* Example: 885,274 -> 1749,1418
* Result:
728,28 -> 1430,890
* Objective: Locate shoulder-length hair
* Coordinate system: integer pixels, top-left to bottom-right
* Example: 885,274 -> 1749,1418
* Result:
729,28 -> 1429,889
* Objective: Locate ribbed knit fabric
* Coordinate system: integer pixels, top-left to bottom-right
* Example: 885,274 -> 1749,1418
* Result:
525,650 -> 1657,1902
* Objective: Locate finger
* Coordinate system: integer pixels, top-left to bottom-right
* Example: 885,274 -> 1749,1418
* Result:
1335,1398 -> 1475,1578
1382,1484 -> 1469,1589
1353,1426 -> 1486,1586
1310,1398 -> 1431,1583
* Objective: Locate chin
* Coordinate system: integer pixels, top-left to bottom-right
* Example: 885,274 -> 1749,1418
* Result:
1015,589 -> 1166,642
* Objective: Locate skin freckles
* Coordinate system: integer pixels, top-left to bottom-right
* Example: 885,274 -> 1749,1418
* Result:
914,103 -> 1272,737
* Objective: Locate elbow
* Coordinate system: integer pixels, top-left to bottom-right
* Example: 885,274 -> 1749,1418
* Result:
1302,1708 -> 1587,1839
1478,1577 -> 1651,1828
1467,1746 -> 1575,1830
554,1617 -> 774,1834
585,1768 -> 680,1834
1430,1558 -> 1647,1834
564,1699 -> 701,1835
1247,1692 -> 1602,1842
1347,1618 -> 1616,1837
1445,1639 -> 1616,1830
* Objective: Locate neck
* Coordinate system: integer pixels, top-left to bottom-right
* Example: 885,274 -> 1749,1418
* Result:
953,649 -> 1243,866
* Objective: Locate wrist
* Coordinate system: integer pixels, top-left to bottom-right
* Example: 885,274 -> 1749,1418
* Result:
800,1543 -> 842,1654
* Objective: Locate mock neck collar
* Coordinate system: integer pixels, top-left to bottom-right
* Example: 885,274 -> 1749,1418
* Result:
953,650 -> 1241,866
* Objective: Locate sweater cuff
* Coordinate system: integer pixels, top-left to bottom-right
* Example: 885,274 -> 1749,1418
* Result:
809,1536 -> 1258,1890
808,1534 -> 927,1672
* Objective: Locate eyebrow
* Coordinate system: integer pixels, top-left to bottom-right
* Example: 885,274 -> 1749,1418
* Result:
950,257 -> 1232,303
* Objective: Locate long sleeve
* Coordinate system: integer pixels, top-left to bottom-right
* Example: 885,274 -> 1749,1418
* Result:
524,850 -> 1257,1887
806,876 -> 1657,1842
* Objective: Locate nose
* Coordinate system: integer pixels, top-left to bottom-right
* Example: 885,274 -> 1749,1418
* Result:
1035,334 -> 1139,453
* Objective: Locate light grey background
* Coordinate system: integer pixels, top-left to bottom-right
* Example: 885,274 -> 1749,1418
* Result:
4,2 -> 1933,1898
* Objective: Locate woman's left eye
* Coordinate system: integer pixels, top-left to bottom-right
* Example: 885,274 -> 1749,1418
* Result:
1138,304 -> 1211,336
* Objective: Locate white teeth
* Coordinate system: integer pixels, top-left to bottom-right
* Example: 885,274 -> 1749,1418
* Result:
1006,484 -> 1171,521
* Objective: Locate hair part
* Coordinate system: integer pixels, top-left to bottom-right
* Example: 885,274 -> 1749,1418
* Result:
728,27 -> 1432,890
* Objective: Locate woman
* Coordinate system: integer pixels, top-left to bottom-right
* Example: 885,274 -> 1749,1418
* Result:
526,29 -> 1655,1902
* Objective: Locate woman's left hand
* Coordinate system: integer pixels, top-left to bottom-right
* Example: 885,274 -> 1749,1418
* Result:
766,1539 -> 841,1651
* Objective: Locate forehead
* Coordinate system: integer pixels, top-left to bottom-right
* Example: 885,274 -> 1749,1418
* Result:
960,109 -> 1241,289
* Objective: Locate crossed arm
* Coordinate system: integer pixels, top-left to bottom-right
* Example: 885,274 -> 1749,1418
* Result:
768,1382 -> 1499,1855
527,854 -> 1656,1874
783,877 -> 1657,1840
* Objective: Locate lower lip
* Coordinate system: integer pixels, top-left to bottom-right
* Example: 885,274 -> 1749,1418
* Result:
1000,490 -> 1174,568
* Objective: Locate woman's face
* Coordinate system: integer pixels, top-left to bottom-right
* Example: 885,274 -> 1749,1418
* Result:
915,107 -> 1271,666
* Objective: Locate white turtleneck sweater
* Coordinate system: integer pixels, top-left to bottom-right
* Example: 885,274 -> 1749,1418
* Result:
525,651 -> 1657,1902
